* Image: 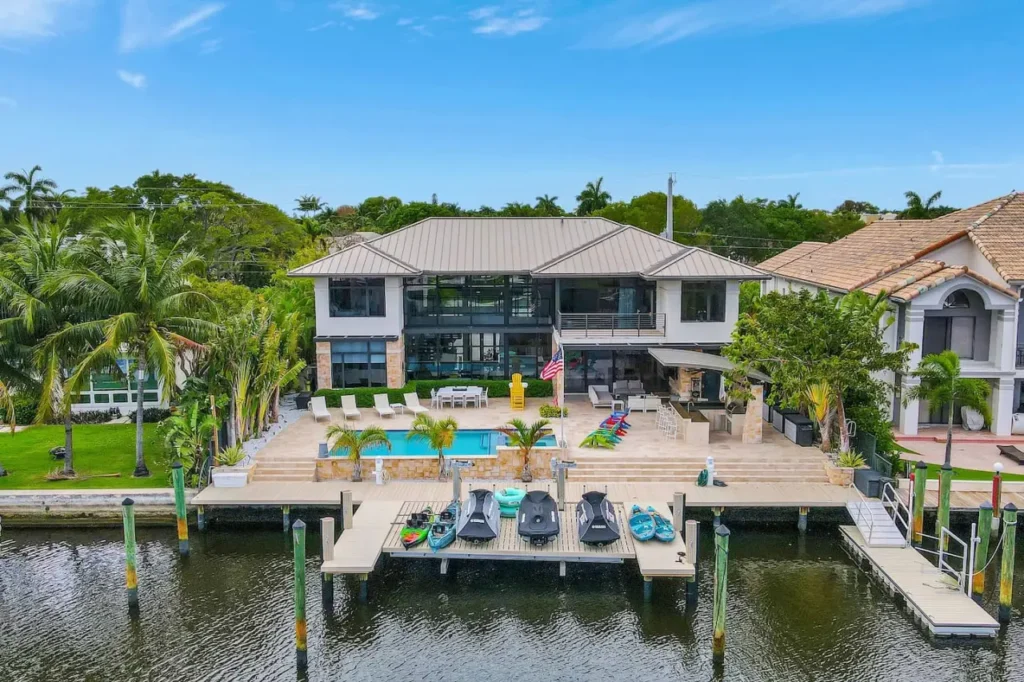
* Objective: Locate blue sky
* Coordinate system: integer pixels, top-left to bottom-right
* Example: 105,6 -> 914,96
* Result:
1,0 -> 1022,213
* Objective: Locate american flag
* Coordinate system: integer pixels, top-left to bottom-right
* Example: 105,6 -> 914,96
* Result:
540,347 -> 563,380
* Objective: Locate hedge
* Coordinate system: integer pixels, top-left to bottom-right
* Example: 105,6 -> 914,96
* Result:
314,378 -> 553,407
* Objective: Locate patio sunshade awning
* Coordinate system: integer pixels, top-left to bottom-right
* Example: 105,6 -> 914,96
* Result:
647,348 -> 770,383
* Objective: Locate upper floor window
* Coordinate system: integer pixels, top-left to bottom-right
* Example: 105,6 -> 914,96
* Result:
329,278 -> 386,317
681,281 -> 726,322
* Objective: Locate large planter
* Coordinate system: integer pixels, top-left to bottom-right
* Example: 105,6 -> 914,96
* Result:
824,461 -> 855,487
212,466 -> 251,488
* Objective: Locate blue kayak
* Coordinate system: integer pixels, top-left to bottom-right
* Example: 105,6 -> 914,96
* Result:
648,506 -> 676,543
495,487 -> 527,518
628,505 -> 656,542
428,501 -> 458,552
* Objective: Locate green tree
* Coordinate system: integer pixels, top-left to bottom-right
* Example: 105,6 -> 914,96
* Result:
325,424 -> 391,482
905,350 -> 991,468
575,177 -> 611,215
594,192 -> 702,240
295,195 -> 324,217
407,413 -> 458,480
497,418 -> 552,482
161,400 -> 218,485
834,199 -> 880,214
49,213 -> 215,477
300,217 -> 332,249
900,190 -> 957,219
534,194 -> 562,216
1,166 -> 59,221
0,379 -> 13,476
499,201 -> 536,217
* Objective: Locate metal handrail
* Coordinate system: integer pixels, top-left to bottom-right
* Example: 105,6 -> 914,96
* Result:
850,493 -> 877,545
881,481 -> 912,542
938,526 -> 970,593
555,312 -> 667,337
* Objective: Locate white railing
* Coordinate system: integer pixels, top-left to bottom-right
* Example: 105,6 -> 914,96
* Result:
937,524 -> 975,595
849,495 -> 878,545
555,312 -> 666,337
881,482 -> 913,543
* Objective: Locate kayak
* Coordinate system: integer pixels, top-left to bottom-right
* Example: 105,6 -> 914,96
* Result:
428,502 -> 458,552
647,506 -> 676,542
400,506 -> 433,549
628,505 -> 656,542
494,487 -> 527,518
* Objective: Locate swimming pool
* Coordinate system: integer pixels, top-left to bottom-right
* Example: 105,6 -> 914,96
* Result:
330,429 -> 558,457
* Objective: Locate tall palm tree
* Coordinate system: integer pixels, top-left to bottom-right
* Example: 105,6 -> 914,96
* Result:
575,177 -> 611,215
295,195 -> 324,217
2,166 -> 59,221
0,379 -> 14,476
0,219 -> 90,475
326,424 -> 391,482
900,190 -> 943,219
905,350 -> 991,468
780,193 -> 801,208
47,214 -> 216,476
498,418 -> 552,482
535,194 -> 561,216
407,413 -> 458,480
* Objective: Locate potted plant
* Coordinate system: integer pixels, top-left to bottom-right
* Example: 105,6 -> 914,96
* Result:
326,424 -> 391,482
211,445 -> 251,488
407,414 -> 458,481
498,418 -> 552,482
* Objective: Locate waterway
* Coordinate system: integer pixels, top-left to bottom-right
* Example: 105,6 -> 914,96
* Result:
1,526 -> 1022,681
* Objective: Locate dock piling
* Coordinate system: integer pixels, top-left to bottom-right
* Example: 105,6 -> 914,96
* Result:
643,576 -> 653,603
797,506 -> 809,533
992,464 -> 1004,536
121,498 -> 139,611
321,517 -> 335,610
452,466 -> 462,502
685,519 -> 699,606
171,462 -> 189,557
558,561 -> 566,579
999,503 -> 1017,624
712,507 -> 724,529
556,466 -> 566,511
358,573 -> 368,602
973,502 -> 993,601
341,491 -> 353,531
292,519 -> 308,671
912,461 -> 927,545
936,464 -> 952,549
282,505 -> 291,533
197,505 -> 206,532
673,492 -> 685,537
712,524 -> 730,665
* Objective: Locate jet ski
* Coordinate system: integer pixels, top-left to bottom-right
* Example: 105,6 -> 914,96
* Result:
648,506 -> 676,543
457,489 -> 500,543
576,491 -> 621,546
628,505 -> 656,542
400,507 -> 433,549
428,501 -> 458,552
517,490 -> 560,546
495,487 -> 527,518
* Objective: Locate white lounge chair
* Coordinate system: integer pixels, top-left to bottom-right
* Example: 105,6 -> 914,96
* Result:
340,394 -> 361,421
588,384 -> 613,408
311,396 -> 332,422
374,393 -> 396,418
405,392 -> 429,415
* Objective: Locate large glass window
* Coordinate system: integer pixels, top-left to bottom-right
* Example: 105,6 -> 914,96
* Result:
406,333 -> 549,380
681,281 -> 726,322
403,276 -> 552,326
562,349 -> 666,394
329,278 -> 386,317
331,340 -> 387,387
559,278 -> 655,315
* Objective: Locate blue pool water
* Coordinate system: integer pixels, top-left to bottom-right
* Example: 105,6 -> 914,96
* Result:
330,428 -> 558,457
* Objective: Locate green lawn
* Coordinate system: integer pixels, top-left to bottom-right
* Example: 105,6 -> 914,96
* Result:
899,460 -> 1024,482
0,424 -> 168,489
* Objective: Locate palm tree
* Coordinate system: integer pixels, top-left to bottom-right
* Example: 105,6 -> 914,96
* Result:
780,193 -> 801,208
2,166 -> 59,221
0,218 -> 90,475
295,195 -> 324,217
47,213 -> 216,477
498,418 -> 552,482
575,177 -> 611,215
407,413 -> 458,480
905,350 -> 991,468
900,190 -> 943,219
0,379 -> 14,476
326,424 -> 391,482
301,217 -> 332,249
535,194 -> 561,216
162,401 -> 218,485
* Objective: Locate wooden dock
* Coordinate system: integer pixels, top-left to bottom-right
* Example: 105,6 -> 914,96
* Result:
839,526 -> 998,637
321,500 -> 404,575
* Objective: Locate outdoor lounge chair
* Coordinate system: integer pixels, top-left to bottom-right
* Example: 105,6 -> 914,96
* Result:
340,394 -> 361,421
404,392 -> 429,415
997,444 -> 1024,465
589,384 -> 613,408
311,396 -> 332,422
373,393 -> 396,418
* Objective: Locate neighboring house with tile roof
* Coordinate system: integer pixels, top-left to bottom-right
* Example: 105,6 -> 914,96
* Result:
290,217 -> 768,400
758,192 -> 1024,437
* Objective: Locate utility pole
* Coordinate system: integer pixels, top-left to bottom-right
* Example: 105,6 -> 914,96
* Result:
665,173 -> 675,242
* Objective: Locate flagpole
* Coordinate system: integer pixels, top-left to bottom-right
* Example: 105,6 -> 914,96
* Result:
558,341 -> 565,450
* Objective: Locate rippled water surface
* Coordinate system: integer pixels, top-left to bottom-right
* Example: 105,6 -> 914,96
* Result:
2,525 -> 1023,681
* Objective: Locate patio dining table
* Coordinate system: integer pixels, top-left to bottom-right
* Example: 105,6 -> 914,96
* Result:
437,386 -> 484,407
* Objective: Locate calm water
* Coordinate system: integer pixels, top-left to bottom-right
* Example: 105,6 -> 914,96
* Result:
2,525 -> 1023,681
330,429 -> 558,457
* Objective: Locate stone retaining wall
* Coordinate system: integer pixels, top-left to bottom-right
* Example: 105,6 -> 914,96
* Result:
315,446 -> 561,481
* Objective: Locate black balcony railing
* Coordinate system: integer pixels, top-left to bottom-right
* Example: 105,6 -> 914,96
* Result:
1017,346 -> 1024,368
555,312 -> 666,338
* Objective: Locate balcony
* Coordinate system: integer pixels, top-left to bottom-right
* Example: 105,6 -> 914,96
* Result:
555,312 -> 666,338
1017,346 -> 1024,368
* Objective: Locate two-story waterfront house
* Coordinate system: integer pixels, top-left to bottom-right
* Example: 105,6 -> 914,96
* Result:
289,217 -> 768,402
759,192 -> 1024,437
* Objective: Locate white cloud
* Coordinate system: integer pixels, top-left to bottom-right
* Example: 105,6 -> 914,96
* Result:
471,7 -> 548,36
308,21 -> 336,32
331,2 -> 379,21
411,24 -> 432,37
0,0 -> 87,41
117,69 -> 147,89
397,17 -> 414,26
120,1 -> 226,52
606,0 -> 929,48
199,37 -> 222,53
0,96 -> 17,109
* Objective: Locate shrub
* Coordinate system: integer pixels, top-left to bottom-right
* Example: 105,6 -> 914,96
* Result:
539,403 -> 568,418
412,378 -> 553,399
70,409 -> 119,425
2,394 -> 41,426
217,444 -> 247,467
837,451 -> 867,468
128,407 -> 172,423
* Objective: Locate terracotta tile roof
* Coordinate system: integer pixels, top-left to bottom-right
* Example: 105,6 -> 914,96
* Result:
757,241 -> 827,271
887,266 -> 1019,302
966,192 -> 1024,282
861,260 -> 946,296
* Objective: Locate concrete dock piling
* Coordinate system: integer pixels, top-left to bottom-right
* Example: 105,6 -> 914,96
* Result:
321,517 -> 335,610
341,491 -> 353,531
171,462 -> 189,557
712,524 -> 730,665
122,498 -> 139,611
936,464 -> 952,549
293,520 -> 308,670
999,503 -> 1017,624
912,461 -> 927,546
973,502 -> 993,601
685,519 -> 699,606
797,507 -> 809,533
712,506 -> 724,529
673,492 -> 685,537
282,506 -> 291,533
643,576 -> 653,603
197,505 -> 206,532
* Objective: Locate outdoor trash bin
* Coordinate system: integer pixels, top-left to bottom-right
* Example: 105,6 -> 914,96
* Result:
783,414 -> 814,446
773,408 -> 797,433
854,468 -> 885,498
295,393 -> 312,410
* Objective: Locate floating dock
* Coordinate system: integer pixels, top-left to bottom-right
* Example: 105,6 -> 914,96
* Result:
839,526 -> 998,637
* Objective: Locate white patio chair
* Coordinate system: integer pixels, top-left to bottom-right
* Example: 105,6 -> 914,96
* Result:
480,387 -> 489,407
439,390 -> 454,408
339,395 -> 361,421
465,391 -> 479,408
405,392 -> 429,415
373,393 -> 396,418
430,388 -> 440,409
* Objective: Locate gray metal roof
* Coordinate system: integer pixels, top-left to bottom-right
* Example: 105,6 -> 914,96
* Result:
289,217 -> 765,280
648,348 -> 771,382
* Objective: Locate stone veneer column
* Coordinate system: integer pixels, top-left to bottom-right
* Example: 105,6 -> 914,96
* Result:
742,384 -> 763,444
386,337 -> 405,389
315,341 -> 332,390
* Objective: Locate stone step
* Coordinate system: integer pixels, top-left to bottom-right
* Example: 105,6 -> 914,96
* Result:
568,474 -> 829,483
571,459 -> 825,469
252,472 -> 316,481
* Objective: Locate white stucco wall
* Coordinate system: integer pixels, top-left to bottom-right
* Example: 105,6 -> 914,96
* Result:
928,238 -> 1007,286
313,276 -> 403,338
659,279 -> 740,345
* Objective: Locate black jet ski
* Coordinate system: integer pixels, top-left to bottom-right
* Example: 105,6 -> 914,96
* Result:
576,491 -> 621,546
517,490 -> 560,546
456,489 -> 500,543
